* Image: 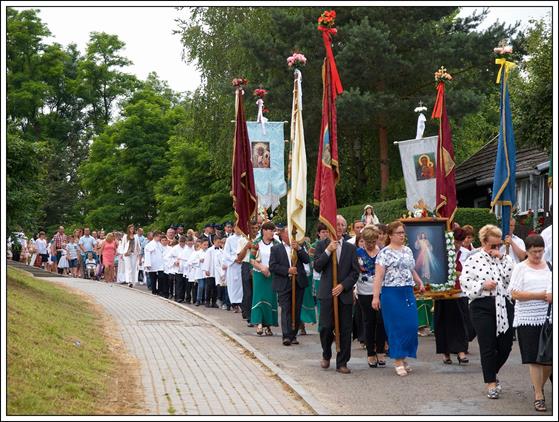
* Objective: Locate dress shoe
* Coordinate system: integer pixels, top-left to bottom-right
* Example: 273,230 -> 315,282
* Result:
320,359 -> 330,369
290,338 -> 299,345
282,339 -> 291,346
336,366 -> 351,374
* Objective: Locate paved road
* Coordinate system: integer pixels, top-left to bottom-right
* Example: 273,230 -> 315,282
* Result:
36,274 -> 313,416
14,262 -> 553,416
129,285 -> 554,416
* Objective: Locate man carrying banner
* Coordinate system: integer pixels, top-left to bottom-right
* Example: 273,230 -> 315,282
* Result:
269,226 -> 310,346
313,215 -> 360,373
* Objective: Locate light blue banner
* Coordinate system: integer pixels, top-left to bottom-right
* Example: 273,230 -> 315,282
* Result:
246,121 -> 286,211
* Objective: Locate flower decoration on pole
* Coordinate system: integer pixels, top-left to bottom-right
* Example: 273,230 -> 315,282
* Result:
253,86 -> 269,130
318,10 -> 337,33
431,65 -> 452,121
434,66 -> 453,84
253,88 -> 268,98
494,39 -> 513,56
232,77 -> 248,87
287,52 -> 307,71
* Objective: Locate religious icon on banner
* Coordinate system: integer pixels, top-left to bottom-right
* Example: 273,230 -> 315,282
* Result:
252,142 -> 271,169
414,153 -> 436,181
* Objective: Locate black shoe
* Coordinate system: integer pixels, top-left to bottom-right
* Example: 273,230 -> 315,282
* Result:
282,339 -> 291,346
128,283 -> 133,288
457,356 -> 469,365
368,356 -> 378,368
195,302 -> 200,306
291,338 -> 299,345
212,303 -> 219,308
247,323 -> 254,327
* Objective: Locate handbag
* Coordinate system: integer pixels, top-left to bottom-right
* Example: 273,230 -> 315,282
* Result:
536,304 -> 552,364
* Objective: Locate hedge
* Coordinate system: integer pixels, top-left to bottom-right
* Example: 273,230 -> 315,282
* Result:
336,198 -> 498,247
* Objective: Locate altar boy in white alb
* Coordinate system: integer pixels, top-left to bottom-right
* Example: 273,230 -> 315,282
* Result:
223,226 -> 243,312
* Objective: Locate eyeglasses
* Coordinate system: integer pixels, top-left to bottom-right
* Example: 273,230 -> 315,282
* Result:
489,243 -> 502,250
393,231 -> 406,235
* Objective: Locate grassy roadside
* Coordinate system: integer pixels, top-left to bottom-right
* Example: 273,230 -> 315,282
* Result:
7,267 -> 144,415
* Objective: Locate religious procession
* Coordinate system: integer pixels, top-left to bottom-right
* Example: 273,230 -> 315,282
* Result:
5,5 -> 555,418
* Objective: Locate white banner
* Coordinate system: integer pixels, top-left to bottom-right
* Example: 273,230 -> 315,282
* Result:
397,136 -> 438,212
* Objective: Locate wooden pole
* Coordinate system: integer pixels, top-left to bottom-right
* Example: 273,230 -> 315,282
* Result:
331,233 -> 341,353
291,228 -> 298,331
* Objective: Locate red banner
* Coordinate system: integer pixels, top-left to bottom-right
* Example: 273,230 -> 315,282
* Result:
434,82 -> 457,224
231,88 -> 257,236
313,31 -> 342,237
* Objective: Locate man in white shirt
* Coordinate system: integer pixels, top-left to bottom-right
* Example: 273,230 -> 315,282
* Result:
500,218 -> 526,265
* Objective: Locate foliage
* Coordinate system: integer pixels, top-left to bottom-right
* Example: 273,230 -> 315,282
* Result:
454,207 -> 498,246
6,7 -> 551,237
512,16 -> 552,151
337,198 -> 408,227
79,75 -> 184,230
6,126 -> 47,234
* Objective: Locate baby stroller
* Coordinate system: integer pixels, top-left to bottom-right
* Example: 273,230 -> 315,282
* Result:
84,259 -> 97,280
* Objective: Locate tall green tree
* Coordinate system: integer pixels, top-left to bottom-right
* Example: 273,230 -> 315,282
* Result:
79,74 -> 185,230
6,125 -> 48,234
176,6 -> 524,213
78,32 -> 138,132
512,16 -> 552,151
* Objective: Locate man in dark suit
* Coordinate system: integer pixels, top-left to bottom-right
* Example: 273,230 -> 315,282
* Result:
313,215 -> 360,374
269,227 -> 310,346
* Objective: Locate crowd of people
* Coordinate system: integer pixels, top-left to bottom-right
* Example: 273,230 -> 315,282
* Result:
8,204 -> 553,411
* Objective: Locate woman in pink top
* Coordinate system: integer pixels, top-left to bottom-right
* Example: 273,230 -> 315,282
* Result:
100,232 -> 117,283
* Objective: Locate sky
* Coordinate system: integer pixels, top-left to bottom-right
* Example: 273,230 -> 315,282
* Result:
7,3 -> 554,94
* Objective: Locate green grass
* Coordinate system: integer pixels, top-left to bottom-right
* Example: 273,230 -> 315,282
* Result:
7,268 -> 117,415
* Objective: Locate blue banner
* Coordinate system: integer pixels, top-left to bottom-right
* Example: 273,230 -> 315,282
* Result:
246,121 -> 286,211
491,63 -> 516,238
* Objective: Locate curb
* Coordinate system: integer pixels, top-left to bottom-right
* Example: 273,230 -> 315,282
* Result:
114,283 -> 329,416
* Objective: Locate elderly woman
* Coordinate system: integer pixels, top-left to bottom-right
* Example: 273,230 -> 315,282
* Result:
461,224 -> 514,399
507,234 -> 552,412
357,226 -> 386,368
373,221 -> 425,377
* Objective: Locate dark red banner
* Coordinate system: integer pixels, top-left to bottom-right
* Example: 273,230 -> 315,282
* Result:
231,89 -> 257,237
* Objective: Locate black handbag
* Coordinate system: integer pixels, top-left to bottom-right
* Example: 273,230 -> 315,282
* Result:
536,304 -> 552,365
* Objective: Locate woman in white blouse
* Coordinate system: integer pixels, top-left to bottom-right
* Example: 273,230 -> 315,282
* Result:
461,224 -> 514,399
507,234 -> 552,412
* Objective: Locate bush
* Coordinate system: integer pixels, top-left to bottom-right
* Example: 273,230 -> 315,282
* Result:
454,207 -> 498,247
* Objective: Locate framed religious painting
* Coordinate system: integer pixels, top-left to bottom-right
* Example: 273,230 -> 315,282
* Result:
399,217 -> 458,297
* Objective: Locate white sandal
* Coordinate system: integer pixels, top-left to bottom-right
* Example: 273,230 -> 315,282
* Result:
395,365 -> 408,377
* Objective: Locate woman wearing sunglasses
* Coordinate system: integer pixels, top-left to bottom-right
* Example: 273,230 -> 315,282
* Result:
461,224 -> 514,400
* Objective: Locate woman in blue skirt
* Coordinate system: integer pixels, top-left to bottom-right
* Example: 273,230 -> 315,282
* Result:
373,221 -> 425,377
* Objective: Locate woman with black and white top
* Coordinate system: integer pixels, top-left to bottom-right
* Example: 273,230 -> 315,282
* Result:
461,224 -> 514,399
507,234 -> 552,412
